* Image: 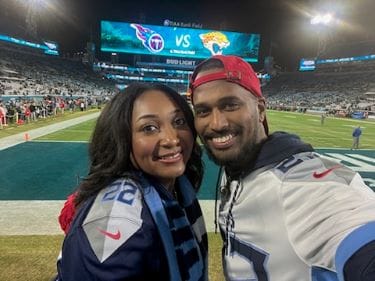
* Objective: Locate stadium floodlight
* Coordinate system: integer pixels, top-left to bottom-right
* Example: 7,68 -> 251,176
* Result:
310,13 -> 334,25
310,12 -> 337,58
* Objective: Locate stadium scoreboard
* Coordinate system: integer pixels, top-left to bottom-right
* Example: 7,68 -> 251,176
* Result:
100,20 -> 260,62
0,34 -> 59,56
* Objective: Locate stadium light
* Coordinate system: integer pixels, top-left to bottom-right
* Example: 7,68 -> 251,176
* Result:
310,13 -> 334,25
310,12 -> 337,58
25,0 -> 48,8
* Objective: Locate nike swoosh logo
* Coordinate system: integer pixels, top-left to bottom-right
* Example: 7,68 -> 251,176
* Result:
98,228 -> 121,240
313,165 -> 341,178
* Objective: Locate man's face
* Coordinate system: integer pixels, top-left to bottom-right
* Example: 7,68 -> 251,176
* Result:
192,69 -> 267,168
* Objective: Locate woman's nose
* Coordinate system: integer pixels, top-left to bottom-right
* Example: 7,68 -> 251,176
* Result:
160,126 -> 180,146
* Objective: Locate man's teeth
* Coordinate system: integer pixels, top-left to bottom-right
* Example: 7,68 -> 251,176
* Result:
213,134 -> 233,143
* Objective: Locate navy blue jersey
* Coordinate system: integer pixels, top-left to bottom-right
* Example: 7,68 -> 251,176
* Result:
57,179 -> 169,280
56,175 -> 207,281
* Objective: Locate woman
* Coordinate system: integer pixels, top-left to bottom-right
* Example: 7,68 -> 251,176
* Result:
56,83 -> 208,281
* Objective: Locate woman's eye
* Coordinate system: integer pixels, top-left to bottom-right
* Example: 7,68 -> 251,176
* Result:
142,124 -> 158,133
174,117 -> 186,126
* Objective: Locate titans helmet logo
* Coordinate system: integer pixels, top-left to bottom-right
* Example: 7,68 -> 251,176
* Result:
130,24 -> 164,53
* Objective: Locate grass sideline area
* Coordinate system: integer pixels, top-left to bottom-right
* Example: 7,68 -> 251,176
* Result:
36,110 -> 375,149
0,109 -> 100,139
0,233 -> 224,281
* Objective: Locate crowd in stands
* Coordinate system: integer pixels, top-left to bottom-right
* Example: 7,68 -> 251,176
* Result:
0,95 -> 107,127
0,42 -> 116,127
1,36 -> 375,125
263,62 -> 375,118
0,42 -> 115,97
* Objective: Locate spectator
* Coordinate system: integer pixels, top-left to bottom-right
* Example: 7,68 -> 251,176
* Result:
351,126 -> 362,149
0,102 -> 7,127
320,113 -> 326,125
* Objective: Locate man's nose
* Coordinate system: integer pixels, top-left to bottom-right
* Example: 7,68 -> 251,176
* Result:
210,108 -> 229,131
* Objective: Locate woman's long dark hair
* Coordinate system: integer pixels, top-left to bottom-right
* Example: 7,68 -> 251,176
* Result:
75,83 -> 203,206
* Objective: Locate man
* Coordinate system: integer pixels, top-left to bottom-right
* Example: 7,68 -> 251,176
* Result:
189,55 -> 375,281
351,126 -> 362,150
321,113 -> 326,125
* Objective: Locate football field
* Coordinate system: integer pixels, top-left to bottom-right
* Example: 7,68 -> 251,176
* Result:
1,110 -> 374,224
0,109 -> 374,233
33,110 -> 375,148
0,110 -> 374,281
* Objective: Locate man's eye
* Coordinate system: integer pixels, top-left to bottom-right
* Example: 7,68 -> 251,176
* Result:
194,108 -> 209,117
223,103 -> 240,111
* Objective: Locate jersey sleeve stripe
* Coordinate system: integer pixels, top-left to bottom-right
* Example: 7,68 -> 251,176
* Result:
335,221 -> 375,281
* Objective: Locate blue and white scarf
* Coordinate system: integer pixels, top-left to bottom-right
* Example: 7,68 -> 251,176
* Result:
141,175 -> 208,281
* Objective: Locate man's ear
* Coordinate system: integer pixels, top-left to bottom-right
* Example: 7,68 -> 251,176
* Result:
257,98 -> 266,122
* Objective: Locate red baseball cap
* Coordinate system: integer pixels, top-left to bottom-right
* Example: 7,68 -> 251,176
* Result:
189,55 -> 268,134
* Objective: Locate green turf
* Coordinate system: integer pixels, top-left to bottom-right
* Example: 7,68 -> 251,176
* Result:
36,119 -> 97,142
0,142 -> 89,199
0,233 -> 224,281
0,110 -> 373,281
0,235 -> 62,281
0,109 -> 99,139
1,110 -> 374,200
37,110 -> 375,149
266,111 -> 375,149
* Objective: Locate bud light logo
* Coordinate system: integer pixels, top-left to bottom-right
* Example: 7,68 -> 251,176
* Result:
130,23 -> 164,53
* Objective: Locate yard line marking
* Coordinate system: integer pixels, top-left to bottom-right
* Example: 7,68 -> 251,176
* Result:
343,125 -> 366,129
33,140 -> 89,143
324,153 -> 375,172
347,154 -> 375,164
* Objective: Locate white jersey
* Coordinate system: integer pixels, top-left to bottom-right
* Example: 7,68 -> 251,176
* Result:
219,151 -> 375,281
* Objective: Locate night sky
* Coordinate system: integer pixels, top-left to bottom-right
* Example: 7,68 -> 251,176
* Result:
1,0 -> 374,71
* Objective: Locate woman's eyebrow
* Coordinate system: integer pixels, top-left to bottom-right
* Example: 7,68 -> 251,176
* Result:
135,109 -> 182,122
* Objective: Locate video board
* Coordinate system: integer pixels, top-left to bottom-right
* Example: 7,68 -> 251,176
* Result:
299,58 -> 316,71
317,54 -> 375,64
0,34 -> 59,56
299,54 -> 375,72
101,21 -> 260,62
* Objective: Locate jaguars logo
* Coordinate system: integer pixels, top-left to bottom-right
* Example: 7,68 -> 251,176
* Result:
199,32 -> 230,55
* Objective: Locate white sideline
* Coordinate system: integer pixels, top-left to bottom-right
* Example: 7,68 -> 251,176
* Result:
0,112 -> 100,151
0,200 -> 216,235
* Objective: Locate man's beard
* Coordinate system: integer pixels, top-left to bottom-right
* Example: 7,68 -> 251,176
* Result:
202,133 -> 262,177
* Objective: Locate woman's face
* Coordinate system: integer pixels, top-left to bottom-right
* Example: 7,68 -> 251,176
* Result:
131,90 -> 194,189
